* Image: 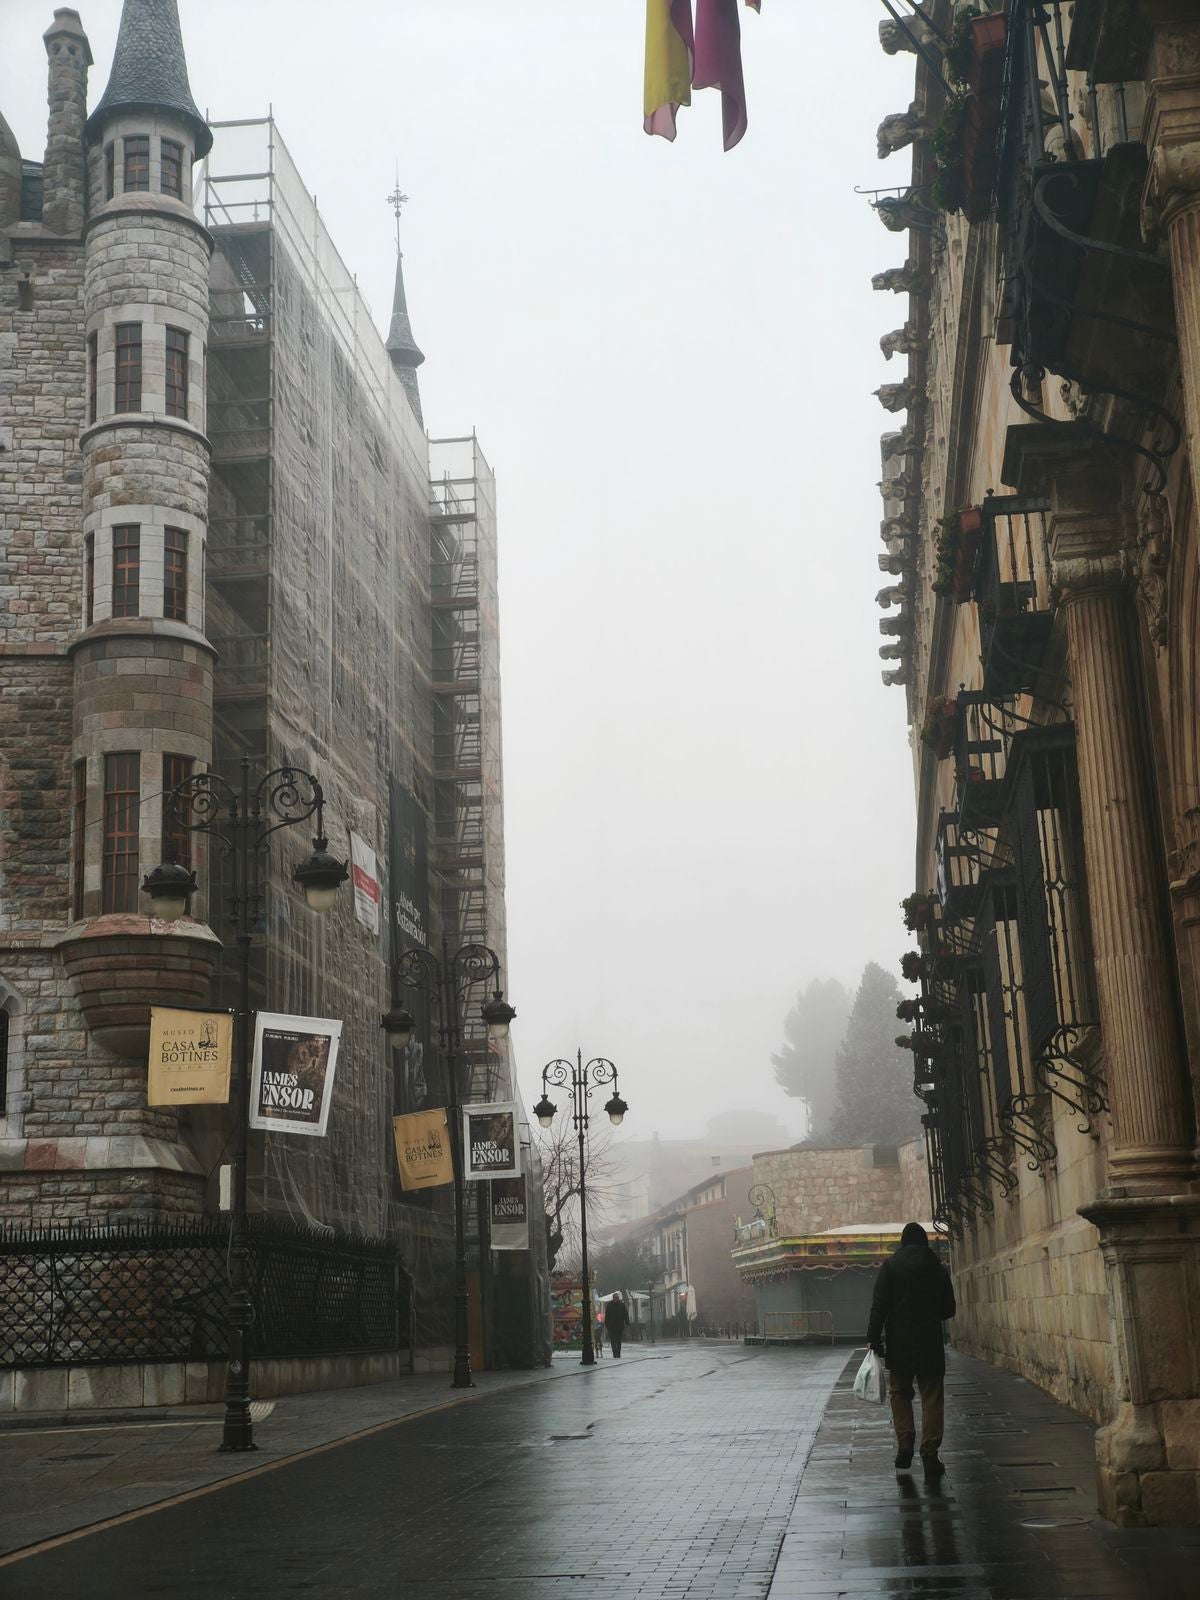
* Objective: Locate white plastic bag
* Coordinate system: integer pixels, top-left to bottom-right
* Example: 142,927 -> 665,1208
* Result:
852,1348 -> 887,1405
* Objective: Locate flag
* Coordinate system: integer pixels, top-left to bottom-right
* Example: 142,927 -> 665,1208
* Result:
645,0 -> 694,141
693,0 -> 749,152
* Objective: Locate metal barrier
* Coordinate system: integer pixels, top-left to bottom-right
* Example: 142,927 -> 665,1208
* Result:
0,1218 -> 408,1368
761,1311 -> 835,1344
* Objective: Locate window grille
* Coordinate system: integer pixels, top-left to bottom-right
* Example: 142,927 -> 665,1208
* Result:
164,527 -> 188,622
111,525 -> 140,617
115,323 -> 141,411
980,875 -> 1056,1168
72,760 -> 86,920
1010,729 -> 1105,1120
102,753 -> 140,914
123,135 -> 150,192
976,497 -> 1054,694
162,754 -> 193,868
160,139 -> 183,199
165,327 -> 188,420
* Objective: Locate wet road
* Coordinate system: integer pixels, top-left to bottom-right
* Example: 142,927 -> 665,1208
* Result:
3,1344 -> 1196,1598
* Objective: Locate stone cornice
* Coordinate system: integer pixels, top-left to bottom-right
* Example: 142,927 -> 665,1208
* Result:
67,614 -> 217,661
1143,70 -> 1200,235
79,413 -> 211,455
82,199 -> 213,256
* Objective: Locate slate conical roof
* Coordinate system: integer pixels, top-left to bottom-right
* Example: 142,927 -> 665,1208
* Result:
86,0 -> 211,156
386,250 -> 425,425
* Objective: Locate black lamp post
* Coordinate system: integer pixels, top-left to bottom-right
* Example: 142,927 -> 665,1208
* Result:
142,757 -> 348,1453
380,938 -> 515,1390
748,1182 -> 777,1237
533,1052 -> 628,1368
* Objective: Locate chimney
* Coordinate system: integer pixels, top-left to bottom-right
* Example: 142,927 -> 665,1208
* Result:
42,9 -> 92,234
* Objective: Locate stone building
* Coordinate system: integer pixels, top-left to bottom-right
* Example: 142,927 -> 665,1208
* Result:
0,1 -> 544,1371
872,0 -> 1200,1524
731,1141 -> 932,1339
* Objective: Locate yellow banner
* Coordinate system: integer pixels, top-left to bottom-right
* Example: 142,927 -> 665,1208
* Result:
147,1007 -> 233,1105
393,1108 -> 454,1191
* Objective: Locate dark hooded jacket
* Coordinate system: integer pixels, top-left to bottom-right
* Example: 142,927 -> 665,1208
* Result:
604,1298 -> 627,1334
866,1237 -> 956,1376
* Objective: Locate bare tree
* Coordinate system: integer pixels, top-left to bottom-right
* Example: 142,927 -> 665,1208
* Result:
536,1119 -> 619,1271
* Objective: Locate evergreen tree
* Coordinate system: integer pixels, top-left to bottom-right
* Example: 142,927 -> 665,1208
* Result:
771,977 -> 851,1138
826,962 -> 922,1146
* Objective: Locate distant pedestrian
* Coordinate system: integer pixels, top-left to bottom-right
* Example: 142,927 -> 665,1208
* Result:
594,1315 -> 604,1358
604,1292 -> 628,1358
866,1222 -> 956,1479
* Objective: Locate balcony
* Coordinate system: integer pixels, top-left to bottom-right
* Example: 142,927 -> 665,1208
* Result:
974,496 -> 1054,695
996,1 -> 1178,486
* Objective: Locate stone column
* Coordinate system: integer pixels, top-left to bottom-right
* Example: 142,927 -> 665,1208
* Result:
41,9 -> 91,236
1005,423 -> 1199,1526
1142,18 -> 1200,521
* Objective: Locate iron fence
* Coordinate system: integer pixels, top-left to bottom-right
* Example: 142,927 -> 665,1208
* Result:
0,1218 -> 409,1369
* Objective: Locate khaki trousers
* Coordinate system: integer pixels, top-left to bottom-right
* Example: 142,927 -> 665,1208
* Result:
889,1370 -> 944,1455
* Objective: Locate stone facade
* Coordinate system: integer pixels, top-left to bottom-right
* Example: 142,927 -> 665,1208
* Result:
873,0 -> 1200,1524
750,1142 -> 929,1237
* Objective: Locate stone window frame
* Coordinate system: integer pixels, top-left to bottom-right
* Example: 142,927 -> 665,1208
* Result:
164,327 -> 188,420
72,758 -> 87,921
163,526 -> 189,622
102,751 -> 142,914
160,139 -> 184,200
114,321 -> 142,412
123,134 -> 150,193
161,752 -> 194,868
0,975 -> 27,1139
84,531 -> 95,626
90,119 -> 197,210
83,508 -> 207,631
87,330 -> 97,425
111,524 -> 140,618
87,305 -> 207,433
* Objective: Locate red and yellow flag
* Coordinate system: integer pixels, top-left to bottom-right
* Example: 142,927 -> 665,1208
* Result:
644,0 -> 695,141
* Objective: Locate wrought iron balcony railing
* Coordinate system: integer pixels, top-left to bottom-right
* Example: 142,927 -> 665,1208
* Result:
974,495 -> 1054,695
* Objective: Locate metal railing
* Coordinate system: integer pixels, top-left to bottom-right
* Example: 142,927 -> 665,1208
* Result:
761,1311 -> 835,1344
1,1218 -> 409,1368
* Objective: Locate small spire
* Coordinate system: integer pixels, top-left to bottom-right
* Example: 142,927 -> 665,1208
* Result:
385,176 -> 424,424
86,0 -> 210,156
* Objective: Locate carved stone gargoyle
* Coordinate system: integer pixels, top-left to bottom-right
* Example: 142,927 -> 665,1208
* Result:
877,107 -> 931,159
881,324 -> 920,361
879,17 -> 937,56
872,260 -> 928,294
875,380 -> 917,413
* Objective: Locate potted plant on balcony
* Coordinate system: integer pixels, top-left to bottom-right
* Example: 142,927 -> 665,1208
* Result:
896,998 -> 920,1023
944,6 -> 1008,95
900,950 -> 925,984
932,507 -> 982,601
920,695 -> 958,760
901,892 -> 936,933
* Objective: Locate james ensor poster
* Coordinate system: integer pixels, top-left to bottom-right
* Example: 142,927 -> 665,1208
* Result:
489,1173 -> 529,1250
463,1102 -> 521,1181
147,1007 -> 233,1105
248,1013 -> 342,1137
393,1107 -> 454,1190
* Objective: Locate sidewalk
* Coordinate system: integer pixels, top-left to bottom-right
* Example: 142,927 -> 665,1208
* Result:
769,1349 -> 1200,1599
0,1346 -> 663,1559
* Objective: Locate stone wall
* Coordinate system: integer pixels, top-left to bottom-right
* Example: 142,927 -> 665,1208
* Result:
752,1143 -> 910,1236
684,1193 -> 758,1329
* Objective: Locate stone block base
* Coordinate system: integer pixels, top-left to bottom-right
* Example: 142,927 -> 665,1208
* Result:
0,1349 -> 421,1416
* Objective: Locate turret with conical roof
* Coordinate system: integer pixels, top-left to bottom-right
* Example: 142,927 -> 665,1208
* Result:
86,0 -> 211,156
387,249 -> 426,424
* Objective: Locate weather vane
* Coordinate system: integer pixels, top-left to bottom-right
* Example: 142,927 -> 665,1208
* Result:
386,172 -> 409,253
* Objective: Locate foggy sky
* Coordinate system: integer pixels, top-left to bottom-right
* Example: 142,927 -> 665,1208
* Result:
2,1 -> 917,1142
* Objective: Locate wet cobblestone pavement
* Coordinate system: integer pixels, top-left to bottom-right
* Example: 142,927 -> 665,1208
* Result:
2,1344 -> 1197,1598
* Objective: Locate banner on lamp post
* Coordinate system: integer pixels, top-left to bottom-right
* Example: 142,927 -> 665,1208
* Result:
249,1013 -> 342,1137
147,1007 -> 233,1105
392,1107 -> 454,1190
463,1102 -> 521,1181
350,832 -> 380,935
489,1173 -> 529,1250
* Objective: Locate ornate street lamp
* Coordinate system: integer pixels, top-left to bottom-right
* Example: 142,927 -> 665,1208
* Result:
380,939 -> 515,1389
536,1051 -> 629,1367
142,758 -> 348,1453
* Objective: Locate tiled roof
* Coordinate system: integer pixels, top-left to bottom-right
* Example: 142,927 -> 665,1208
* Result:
86,0 -> 211,156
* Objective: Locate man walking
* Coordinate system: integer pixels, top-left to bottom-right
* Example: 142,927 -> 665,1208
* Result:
866,1222 -> 956,1478
604,1292 -> 628,1358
